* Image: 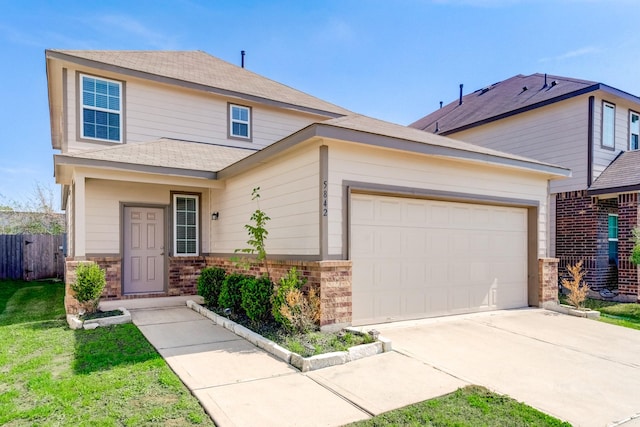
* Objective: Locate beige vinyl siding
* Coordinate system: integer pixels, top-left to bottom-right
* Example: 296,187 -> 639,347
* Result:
591,95 -> 636,182
450,97 -> 588,193
325,141 -> 549,257
212,144 -> 321,255
84,179 -> 210,254
63,65 -> 327,154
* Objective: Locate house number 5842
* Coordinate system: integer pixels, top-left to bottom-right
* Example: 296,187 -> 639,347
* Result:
322,180 -> 328,217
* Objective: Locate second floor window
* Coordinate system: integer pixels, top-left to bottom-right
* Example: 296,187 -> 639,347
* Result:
229,104 -> 251,139
602,102 -> 615,149
81,75 -> 122,142
630,112 -> 639,151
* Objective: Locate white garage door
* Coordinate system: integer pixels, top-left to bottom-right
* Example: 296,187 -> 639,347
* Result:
351,193 -> 528,325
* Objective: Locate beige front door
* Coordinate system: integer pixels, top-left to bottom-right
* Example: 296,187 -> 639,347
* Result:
123,206 -> 165,294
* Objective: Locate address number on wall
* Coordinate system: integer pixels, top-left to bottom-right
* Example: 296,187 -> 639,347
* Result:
322,180 -> 328,217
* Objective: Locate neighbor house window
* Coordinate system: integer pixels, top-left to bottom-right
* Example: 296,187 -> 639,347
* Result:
229,104 -> 251,139
81,74 -> 122,142
602,102 -> 615,148
608,214 -> 618,265
173,194 -> 199,256
630,111 -> 639,150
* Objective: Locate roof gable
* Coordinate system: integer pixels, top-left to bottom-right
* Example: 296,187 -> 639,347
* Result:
46,49 -> 352,117
410,73 -> 600,134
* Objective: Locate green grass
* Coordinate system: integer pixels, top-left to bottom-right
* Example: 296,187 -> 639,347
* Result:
560,295 -> 640,330
347,385 -> 571,427
0,279 -> 214,426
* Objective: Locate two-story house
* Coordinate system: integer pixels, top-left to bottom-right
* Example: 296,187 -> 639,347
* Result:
411,73 -> 640,301
46,51 -> 568,327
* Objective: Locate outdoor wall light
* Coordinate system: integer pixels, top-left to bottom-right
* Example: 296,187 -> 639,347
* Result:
211,212 -> 219,220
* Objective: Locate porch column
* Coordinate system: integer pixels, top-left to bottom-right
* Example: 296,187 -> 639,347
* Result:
74,173 -> 86,258
539,257 -> 559,306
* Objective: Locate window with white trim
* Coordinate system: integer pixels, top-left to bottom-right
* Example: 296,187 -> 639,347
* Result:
608,213 -> 618,265
602,101 -> 615,148
229,104 -> 251,139
630,111 -> 639,151
173,194 -> 199,256
81,74 -> 122,142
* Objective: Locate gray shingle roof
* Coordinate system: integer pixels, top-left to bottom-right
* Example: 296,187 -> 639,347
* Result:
588,150 -> 640,195
322,114 -> 565,168
47,50 -> 352,117
58,138 -> 254,172
410,73 -> 599,134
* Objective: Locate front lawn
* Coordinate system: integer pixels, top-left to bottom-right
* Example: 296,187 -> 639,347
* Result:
347,385 -> 570,427
582,297 -> 640,330
0,279 -> 214,426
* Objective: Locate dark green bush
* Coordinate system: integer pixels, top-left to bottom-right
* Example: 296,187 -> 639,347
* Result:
197,267 -> 226,306
218,273 -> 248,315
241,275 -> 273,323
70,263 -> 106,313
271,267 -> 306,328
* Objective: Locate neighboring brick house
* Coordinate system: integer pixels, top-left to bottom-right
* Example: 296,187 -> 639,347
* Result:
411,73 -> 640,300
47,51 -> 566,327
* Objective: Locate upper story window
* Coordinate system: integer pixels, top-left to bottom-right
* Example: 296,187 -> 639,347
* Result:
81,74 -> 122,143
229,104 -> 251,140
602,101 -> 615,149
630,111 -> 639,151
173,194 -> 199,256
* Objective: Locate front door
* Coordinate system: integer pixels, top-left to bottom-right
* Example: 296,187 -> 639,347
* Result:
123,206 -> 165,294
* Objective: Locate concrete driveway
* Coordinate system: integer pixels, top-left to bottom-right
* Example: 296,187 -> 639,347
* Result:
375,308 -> 640,427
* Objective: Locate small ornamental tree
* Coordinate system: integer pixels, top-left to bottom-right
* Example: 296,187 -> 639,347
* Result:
70,263 -> 106,314
234,187 -> 270,277
561,260 -> 589,309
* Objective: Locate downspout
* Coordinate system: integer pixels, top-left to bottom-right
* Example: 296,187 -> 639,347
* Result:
588,96 -> 594,187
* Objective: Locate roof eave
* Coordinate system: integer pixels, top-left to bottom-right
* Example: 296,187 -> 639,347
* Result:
587,184 -> 640,197
441,84 -> 603,136
219,122 -> 571,180
54,154 -> 218,180
45,50 -> 347,119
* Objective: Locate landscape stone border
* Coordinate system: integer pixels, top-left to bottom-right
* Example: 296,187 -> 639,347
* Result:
187,300 -> 392,372
542,301 -> 600,319
66,307 -> 132,330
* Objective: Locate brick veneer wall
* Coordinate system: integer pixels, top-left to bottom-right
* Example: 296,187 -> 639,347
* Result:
168,256 -> 206,296
555,191 -> 617,290
204,257 -> 352,328
618,193 -> 638,295
538,258 -> 559,304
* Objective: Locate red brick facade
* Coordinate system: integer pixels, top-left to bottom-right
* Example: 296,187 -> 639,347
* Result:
555,191 -> 638,296
204,257 -> 352,328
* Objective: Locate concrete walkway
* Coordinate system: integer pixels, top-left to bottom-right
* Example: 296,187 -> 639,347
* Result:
103,298 -> 640,426
102,297 -> 465,427
375,309 -> 640,427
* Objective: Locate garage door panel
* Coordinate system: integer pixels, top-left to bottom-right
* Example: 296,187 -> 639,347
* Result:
351,194 -> 528,325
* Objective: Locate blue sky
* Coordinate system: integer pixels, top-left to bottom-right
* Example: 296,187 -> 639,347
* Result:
1,0 -> 639,210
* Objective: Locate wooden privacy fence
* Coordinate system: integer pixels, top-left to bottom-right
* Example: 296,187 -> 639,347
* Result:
0,234 -> 65,280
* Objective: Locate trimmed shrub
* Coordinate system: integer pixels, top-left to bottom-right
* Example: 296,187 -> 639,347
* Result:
279,287 -> 321,334
272,267 -> 306,328
70,263 -> 106,313
218,273 -> 247,315
197,267 -> 226,306
241,275 -> 274,323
